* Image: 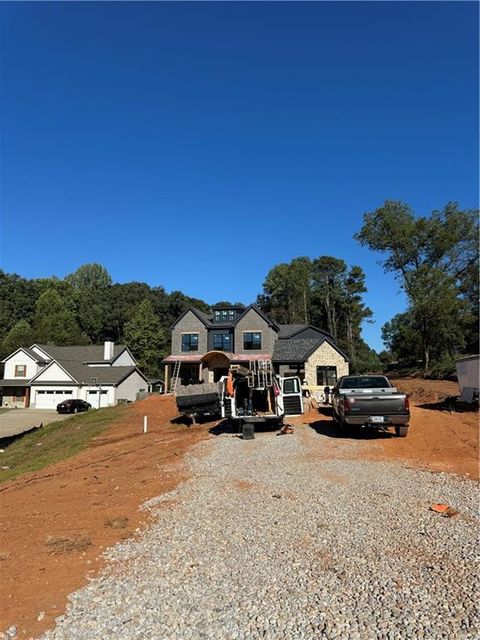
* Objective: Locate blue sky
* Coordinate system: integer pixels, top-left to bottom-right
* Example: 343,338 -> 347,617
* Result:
1,1 -> 478,350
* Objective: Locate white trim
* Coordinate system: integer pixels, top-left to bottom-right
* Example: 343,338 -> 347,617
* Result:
110,347 -> 137,366
1,347 -> 41,365
29,359 -> 77,384
29,344 -> 53,360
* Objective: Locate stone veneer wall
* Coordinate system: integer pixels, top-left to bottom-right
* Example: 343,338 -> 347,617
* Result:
304,341 -> 349,386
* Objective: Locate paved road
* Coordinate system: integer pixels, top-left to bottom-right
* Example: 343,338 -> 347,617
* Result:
0,409 -> 70,439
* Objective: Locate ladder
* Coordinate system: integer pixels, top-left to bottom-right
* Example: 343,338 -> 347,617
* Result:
247,359 -> 273,389
259,359 -> 273,388
170,360 -> 181,394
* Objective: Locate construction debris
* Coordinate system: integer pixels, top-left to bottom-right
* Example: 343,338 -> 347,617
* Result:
278,424 -> 294,435
429,503 -> 460,518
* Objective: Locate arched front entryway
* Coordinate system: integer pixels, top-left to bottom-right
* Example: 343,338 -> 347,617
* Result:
201,351 -> 232,382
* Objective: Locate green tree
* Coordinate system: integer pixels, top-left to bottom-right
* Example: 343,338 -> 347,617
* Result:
257,255 -> 374,371
310,257 -> 347,340
381,312 -> 422,364
258,258 -> 311,324
1,320 -> 35,359
65,263 -> 113,290
0,271 -> 38,344
64,264 -> 113,343
356,200 -> 479,371
341,266 -> 373,371
34,288 -> 88,345
123,299 -> 166,376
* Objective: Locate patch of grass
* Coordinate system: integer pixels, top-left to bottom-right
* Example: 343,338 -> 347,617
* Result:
0,404 -> 128,483
45,535 -> 92,554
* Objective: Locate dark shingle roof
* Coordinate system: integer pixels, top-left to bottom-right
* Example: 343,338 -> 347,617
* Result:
36,344 -> 128,363
31,362 -> 143,386
23,347 -> 48,363
272,338 -> 324,363
277,324 -> 309,339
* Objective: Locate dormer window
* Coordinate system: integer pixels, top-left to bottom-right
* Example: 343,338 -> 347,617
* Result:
15,365 -> 27,377
214,309 -> 236,323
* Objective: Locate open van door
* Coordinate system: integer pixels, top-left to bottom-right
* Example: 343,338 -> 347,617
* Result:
280,377 -> 303,416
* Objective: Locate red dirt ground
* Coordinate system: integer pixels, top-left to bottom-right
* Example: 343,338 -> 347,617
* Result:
296,378 -> 479,479
0,396 -> 212,639
1,382 -> 478,638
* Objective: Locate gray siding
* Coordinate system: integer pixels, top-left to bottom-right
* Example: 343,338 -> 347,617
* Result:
234,308 -> 277,355
171,311 -> 208,355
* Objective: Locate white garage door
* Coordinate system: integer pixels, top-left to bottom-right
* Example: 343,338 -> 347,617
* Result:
35,390 -> 74,409
87,390 -> 109,408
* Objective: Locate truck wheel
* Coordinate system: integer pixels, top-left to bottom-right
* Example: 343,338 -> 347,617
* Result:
337,417 -> 346,436
395,425 -> 408,438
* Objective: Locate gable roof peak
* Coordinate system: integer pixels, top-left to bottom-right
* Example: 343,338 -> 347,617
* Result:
235,304 -> 279,329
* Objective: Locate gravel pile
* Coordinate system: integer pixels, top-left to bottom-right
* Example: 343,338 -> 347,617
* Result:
42,426 -> 479,640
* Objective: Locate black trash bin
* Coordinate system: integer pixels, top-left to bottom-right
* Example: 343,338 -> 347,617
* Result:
242,422 -> 255,440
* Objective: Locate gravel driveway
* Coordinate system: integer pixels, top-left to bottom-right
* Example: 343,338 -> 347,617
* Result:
42,425 -> 479,640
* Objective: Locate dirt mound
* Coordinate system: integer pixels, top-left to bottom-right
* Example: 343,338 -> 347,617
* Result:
391,378 -> 459,404
0,395 -> 214,639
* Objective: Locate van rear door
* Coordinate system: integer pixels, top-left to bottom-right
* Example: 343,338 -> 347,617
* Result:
280,377 -> 303,416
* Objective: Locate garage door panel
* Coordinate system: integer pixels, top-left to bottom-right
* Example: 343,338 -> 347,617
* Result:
35,390 -> 73,409
87,390 -> 109,407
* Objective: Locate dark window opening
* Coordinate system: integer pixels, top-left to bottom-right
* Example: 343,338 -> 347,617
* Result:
181,334 -> 199,352
243,332 -> 262,350
316,366 -> 337,387
180,365 -> 200,386
213,333 -> 232,351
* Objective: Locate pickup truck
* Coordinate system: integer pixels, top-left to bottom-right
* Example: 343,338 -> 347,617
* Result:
330,375 -> 410,437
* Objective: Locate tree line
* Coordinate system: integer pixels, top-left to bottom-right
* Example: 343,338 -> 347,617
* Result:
256,257 -> 379,373
0,265 -> 210,376
1,200 -> 477,378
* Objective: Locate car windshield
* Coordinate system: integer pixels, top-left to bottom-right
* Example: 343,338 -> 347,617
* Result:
339,376 -> 390,389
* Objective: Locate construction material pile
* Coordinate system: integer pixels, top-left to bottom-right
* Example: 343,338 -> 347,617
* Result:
175,382 -> 221,397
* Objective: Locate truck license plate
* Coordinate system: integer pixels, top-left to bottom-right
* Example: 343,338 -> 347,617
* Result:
370,416 -> 384,423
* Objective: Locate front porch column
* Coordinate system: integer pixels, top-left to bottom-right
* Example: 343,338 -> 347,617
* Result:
164,364 -> 170,393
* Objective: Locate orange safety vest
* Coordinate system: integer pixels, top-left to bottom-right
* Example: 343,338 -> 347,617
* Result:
226,373 -> 234,397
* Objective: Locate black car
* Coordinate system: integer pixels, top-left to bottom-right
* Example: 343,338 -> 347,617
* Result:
57,399 -> 92,414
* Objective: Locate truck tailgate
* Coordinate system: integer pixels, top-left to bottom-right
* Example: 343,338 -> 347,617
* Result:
347,393 -> 407,416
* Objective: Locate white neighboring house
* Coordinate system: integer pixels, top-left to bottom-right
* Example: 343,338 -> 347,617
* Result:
0,342 -> 149,409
